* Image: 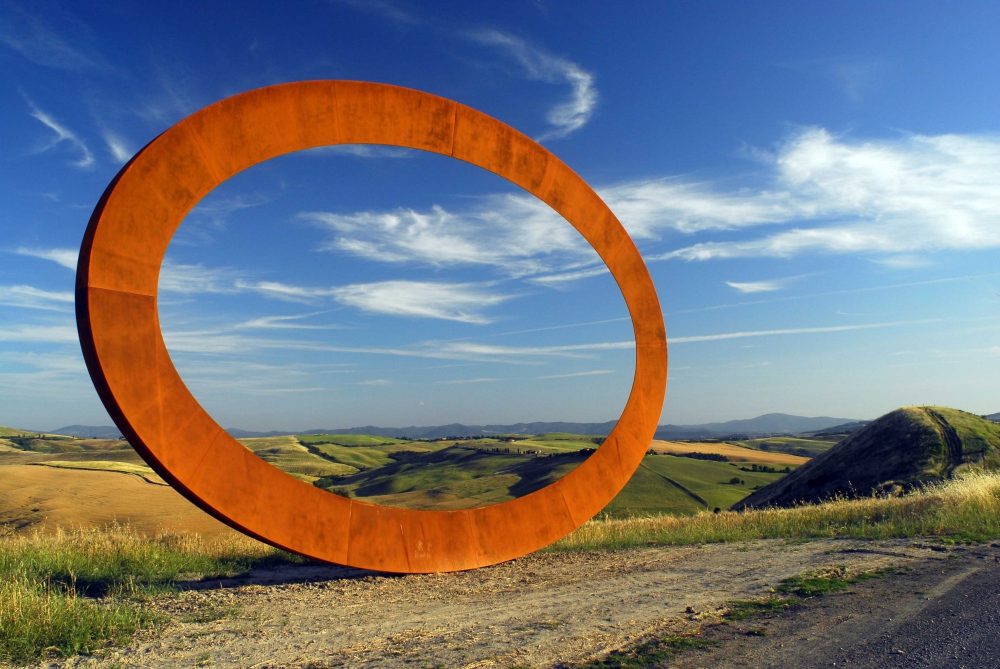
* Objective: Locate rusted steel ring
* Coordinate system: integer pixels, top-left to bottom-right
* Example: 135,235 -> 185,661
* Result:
76,81 -> 667,573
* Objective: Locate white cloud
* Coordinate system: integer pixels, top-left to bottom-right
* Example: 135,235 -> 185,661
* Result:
599,178 -> 797,238
724,275 -> 814,293
309,145 -> 413,159
303,199 -> 590,278
869,255 -> 933,269
159,261 -> 241,294
658,128 -> 1000,261
725,280 -> 783,294
234,313 -> 335,330
307,128 -> 1000,281
101,129 -> 133,163
470,30 -> 597,141
236,279 -> 513,324
26,101 -> 94,168
359,379 -> 391,386
16,247 -> 78,270
529,266 -> 609,285
540,369 -> 613,379
329,281 -> 513,324
234,280 -> 321,304
0,285 -> 74,311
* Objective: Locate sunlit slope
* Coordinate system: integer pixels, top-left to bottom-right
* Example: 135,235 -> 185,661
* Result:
649,440 -> 808,465
734,406 -> 1000,510
306,438 -> 795,518
0,465 -> 234,537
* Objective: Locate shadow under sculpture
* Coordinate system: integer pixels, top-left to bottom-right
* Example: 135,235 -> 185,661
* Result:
75,81 -> 668,573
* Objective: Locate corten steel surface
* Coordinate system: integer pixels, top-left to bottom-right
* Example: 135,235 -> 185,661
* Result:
76,81 -> 668,573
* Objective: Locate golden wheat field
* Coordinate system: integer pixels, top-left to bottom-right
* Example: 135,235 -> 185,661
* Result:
0,465 -> 237,538
649,440 -> 809,465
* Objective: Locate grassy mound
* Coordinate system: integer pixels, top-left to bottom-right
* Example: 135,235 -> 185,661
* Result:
733,406 -> 1000,510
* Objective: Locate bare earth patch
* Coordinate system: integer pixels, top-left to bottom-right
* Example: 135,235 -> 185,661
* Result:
23,538 -> 971,669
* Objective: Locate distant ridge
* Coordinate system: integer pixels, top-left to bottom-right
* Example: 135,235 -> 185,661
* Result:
987,412 -> 1000,423
49,413 -> 862,442
49,425 -> 124,439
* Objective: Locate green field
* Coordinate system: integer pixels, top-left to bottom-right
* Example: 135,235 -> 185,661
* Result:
730,436 -> 838,457
296,433 -> 411,447
0,427 -> 796,518
237,436 -> 359,482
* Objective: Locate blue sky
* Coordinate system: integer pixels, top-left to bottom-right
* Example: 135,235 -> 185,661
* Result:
1,1 -> 998,431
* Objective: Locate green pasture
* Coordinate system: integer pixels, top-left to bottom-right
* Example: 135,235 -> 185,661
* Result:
731,436 -> 837,457
296,433 -> 411,447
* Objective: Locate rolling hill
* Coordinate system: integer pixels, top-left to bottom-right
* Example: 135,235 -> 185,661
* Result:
2,424 -> 802,532
733,406 -> 1000,510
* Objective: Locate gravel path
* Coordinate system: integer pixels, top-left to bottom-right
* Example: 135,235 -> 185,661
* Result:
27,538 -> 971,669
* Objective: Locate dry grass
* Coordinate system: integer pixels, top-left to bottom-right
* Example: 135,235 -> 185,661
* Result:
0,525 -> 294,662
550,470 -> 1000,552
649,440 -> 809,466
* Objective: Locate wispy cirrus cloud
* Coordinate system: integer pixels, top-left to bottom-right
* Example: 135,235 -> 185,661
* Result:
726,280 -> 785,294
0,3 -> 104,70
670,319 -> 940,344
0,285 -> 73,311
329,281 -> 513,324
25,100 -> 94,168
309,145 -> 413,159
16,247 -> 78,270
308,128 -> 1000,281
658,128 -> 1000,261
540,369 -> 613,379
725,274 -> 812,294
234,313 -> 336,330
303,200 -> 590,278
470,30 -> 597,141
238,279 -> 514,324
159,260 -> 242,294
101,129 -> 134,163
434,377 -> 497,385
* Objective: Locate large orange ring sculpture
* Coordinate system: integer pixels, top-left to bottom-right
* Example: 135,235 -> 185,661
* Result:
76,81 -> 667,573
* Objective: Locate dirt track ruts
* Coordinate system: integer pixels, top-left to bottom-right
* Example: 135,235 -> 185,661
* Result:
20,538 -> 983,669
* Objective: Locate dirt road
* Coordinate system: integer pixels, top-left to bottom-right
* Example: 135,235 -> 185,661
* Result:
28,538 -> 994,669
671,543 -> 1000,669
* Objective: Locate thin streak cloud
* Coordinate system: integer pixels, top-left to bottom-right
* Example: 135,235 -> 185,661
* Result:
470,30 -> 597,141
15,247 -> 78,270
670,319 -> 941,344
26,101 -> 94,168
540,369 -> 614,379
0,285 -> 74,311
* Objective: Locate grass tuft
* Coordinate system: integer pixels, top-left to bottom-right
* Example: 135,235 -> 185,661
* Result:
0,524 -> 299,663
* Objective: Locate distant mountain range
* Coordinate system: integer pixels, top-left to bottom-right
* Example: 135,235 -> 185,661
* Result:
50,412 -> 867,441
988,412 -> 1000,423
